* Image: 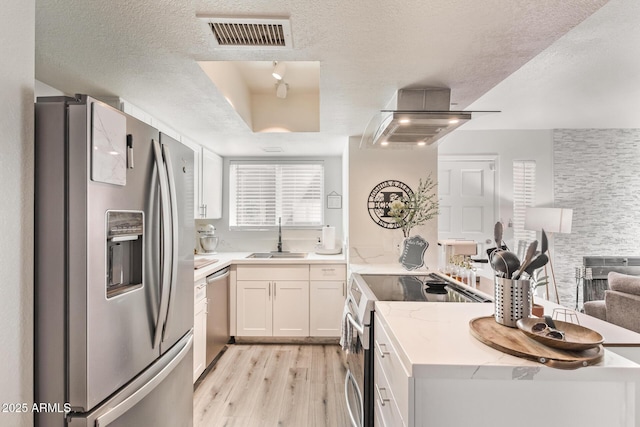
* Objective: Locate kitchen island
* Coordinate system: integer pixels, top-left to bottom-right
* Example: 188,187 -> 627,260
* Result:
375,301 -> 640,427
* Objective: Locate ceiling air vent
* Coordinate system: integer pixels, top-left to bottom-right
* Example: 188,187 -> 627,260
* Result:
198,16 -> 292,49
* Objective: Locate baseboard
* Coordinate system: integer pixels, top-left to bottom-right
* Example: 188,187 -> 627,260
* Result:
233,336 -> 340,345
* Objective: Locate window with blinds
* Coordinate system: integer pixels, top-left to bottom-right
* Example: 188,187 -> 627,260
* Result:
513,160 -> 537,244
229,161 -> 324,228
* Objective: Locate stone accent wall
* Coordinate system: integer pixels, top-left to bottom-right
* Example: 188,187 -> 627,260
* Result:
553,129 -> 640,307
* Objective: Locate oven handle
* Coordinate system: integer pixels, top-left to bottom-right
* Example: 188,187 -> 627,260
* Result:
345,311 -> 364,335
344,369 -> 363,427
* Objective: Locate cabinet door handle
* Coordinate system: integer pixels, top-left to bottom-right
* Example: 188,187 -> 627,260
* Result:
375,384 -> 391,406
273,282 -> 276,298
342,281 -> 346,297
268,282 -> 271,298
375,341 -> 390,358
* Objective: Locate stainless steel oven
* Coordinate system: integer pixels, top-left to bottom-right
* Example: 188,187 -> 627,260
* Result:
343,272 -> 490,427
343,275 -> 375,427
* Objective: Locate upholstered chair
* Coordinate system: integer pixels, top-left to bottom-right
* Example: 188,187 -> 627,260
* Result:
583,271 -> 640,334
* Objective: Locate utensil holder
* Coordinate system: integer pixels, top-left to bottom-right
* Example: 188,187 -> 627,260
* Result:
494,277 -> 531,327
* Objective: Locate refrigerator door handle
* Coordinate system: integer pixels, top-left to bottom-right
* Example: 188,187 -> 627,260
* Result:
152,139 -> 172,349
94,333 -> 193,427
160,142 -> 179,342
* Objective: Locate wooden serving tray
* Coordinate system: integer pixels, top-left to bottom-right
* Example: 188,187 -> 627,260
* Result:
469,316 -> 604,369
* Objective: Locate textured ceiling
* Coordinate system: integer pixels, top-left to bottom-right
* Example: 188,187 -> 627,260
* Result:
464,0 -> 640,130
35,0 -> 616,156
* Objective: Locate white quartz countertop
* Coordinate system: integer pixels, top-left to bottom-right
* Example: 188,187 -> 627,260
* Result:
349,263 -> 432,275
193,251 -> 346,282
375,301 -> 640,380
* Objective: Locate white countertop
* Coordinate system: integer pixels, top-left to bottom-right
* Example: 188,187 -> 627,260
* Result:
349,263 -> 432,275
351,261 -> 640,347
375,301 -> 640,380
193,251 -> 346,282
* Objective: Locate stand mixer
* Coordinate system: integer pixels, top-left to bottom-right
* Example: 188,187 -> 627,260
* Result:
197,224 -> 218,254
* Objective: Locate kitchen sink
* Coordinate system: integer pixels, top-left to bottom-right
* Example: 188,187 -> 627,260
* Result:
246,252 -> 308,259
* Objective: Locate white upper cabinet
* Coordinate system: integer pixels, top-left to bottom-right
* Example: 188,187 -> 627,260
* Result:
181,141 -> 222,219
201,148 -> 223,219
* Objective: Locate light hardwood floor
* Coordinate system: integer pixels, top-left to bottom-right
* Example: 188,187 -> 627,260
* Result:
194,344 -> 351,427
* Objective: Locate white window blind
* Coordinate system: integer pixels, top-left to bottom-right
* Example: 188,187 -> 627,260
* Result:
229,162 -> 324,228
513,160 -> 537,244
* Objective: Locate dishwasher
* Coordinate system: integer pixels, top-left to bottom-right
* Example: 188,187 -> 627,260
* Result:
205,266 -> 231,367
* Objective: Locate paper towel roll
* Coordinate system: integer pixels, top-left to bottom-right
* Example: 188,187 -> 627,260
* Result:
322,226 -> 336,250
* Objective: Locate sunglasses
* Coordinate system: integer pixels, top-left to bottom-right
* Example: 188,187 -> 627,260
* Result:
531,322 -> 565,340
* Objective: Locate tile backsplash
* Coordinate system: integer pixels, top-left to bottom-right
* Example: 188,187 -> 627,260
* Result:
554,129 -> 640,307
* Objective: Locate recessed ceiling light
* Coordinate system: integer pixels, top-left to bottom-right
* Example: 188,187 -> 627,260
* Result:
448,119 -> 459,124
399,118 -> 411,124
380,141 -> 389,146
417,141 -> 426,146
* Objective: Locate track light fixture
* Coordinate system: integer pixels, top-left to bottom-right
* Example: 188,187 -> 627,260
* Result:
276,81 -> 288,99
272,61 -> 286,80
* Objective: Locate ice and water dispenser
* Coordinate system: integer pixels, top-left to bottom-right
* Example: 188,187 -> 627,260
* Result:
106,211 -> 144,298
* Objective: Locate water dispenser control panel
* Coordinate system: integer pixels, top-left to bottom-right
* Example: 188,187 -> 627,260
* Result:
106,210 -> 144,298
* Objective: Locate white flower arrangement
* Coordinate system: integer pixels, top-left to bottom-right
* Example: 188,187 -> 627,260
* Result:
388,175 -> 439,238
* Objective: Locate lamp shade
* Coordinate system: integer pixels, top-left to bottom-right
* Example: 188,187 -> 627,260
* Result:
524,207 -> 573,234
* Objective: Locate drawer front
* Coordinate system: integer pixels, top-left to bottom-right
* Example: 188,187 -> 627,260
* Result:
309,264 -> 346,281
374,316 -> 409,422
374,355 -> 406,427
194,279 -> 206,303
237,264 -> 309,281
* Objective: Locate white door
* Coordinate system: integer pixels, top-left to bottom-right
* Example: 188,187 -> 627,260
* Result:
438,157 -> 498,258
272,281 -> 309,337
236,281 -> 272,336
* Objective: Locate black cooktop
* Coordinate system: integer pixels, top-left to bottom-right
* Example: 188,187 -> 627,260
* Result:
360,273 -> 490,303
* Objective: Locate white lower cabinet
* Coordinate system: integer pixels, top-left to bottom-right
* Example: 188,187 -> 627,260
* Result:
236,280 -> 273,336
193,279 -> 207,382
374,316 -> 411,427
310,265 -> 346,337
236,265 -> 310,337
272,280 -> 309,336
235,264 -> 346,338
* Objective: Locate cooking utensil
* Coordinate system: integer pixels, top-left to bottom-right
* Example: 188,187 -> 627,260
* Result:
512,240 -> 538,279
486,221 -> 508,259
494,221 -> 503,248
524,253 -> 549,277
490,250 -> 521,278
540,229 -> 549,254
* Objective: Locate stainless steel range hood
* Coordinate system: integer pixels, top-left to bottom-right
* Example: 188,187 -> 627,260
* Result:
361,88 -> 473,149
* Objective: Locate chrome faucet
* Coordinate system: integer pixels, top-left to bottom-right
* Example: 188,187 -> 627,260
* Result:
276,217 -> 283,252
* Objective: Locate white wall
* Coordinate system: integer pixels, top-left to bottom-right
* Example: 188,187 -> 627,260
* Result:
349,138 -> 439,267
200,156 -> 344,253
0,1 -> 34,426
251,91 -> 320,132
439,129 -> 555,248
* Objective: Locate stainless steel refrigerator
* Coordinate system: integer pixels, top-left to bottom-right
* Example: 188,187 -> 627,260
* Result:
35,95 -> 194,426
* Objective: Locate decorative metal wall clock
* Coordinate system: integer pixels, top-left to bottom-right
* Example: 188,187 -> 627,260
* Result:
367,180 -> 413,229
